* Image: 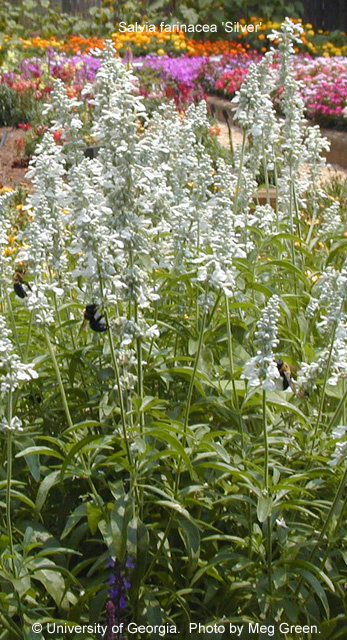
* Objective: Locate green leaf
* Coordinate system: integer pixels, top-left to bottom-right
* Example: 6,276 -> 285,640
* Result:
257,259 -> 309,285
35,470 -> 60,513
265,393 -> 311,427
257,495 -> 273,523
87,503 -> 103,535
29,559 -> 68,608
15,437 -> 40,481
178,516 -> 200,574
295,559 -> 335,593
61,504 -> 88,539
146,427 -> 193,475
60,435 -> 113,481
15,446 -> 64,461
110,495 -> 133,560
127,516 -> 149,593
297,569 -> 330,618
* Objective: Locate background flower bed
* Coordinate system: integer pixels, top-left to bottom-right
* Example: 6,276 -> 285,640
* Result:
1,48 -> 347,130
0,15 -> 346,132
0,17 -> 347,57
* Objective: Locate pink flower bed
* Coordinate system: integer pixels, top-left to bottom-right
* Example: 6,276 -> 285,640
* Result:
294,57 -> 347,123
197,55 -> 347,128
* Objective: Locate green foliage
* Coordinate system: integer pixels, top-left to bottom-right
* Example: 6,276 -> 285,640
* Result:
0,83 -> 40,126
0,0 -> 305,39
0,168 -> 347,638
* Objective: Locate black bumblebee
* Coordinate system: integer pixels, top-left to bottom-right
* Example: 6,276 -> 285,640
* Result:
276,359 -> 296,393
13,269 -> 32,299
83,304 -> 108,332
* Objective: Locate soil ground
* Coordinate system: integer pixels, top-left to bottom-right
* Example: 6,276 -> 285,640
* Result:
0,127 -> 31,188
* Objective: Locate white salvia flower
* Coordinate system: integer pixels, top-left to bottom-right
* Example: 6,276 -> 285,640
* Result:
332,425 -> 347,439
327,321 -> 347,385
0,416 -> 23,433
232,51 -> 277,133
250,204 -> 277,236
268,16 -> 304,45
243,295 -> 281,390
43,79 -> 85,165
329,427 -> 347,466
18,131 -> 70,283
266,20 -> 310,228
304,126 -> 330,243
68,158 -> 125,296
297,356 -> 326,395
0,192 -> 15,289
232,51 -> 280,184
0,315 -> 39,393
276,517 -> 288,528
297,319 -> 347,393
307,261 -> 347,336
304,126 -> 330,185
318,201 -> 342,238
25,288 -> 55,326
193,256 -> 236,298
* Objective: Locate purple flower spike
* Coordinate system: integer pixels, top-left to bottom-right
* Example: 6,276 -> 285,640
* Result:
109,586 -> 120,599
106,557 -> 115,568
125,557 -> 135,569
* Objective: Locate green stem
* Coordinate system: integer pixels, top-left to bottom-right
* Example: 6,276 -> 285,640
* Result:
24,309 -> 34,363
107,320 -> 133,471
262,137 -> 270,206
6,292 -> 23,359
225,295 -> 239,410
233,129 -> 247,216
225,295 -> 244,450
45,327 -> 105,510
310,320 -> 339,456
6,390 -> 16,578
174,310 -> 206,497
45,327 -> 73,429
134,301 -> 145,436
142,512 -> 174,584
274,162 -> 279,234
262,390 -> 272,599
263,390 -> 268,491
306,200 -> 318,246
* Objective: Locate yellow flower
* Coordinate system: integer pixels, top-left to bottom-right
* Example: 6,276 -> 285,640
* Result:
4,246 -> 16,256
157,48 -> 165,55
0,186 -> 13,193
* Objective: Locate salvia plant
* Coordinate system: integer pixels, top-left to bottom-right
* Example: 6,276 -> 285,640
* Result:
1,20 -> 347,640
